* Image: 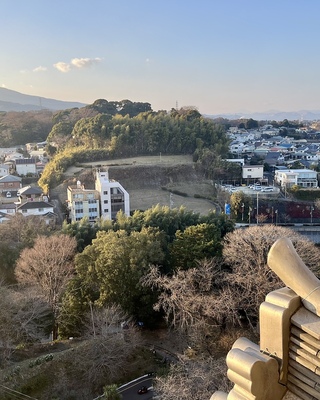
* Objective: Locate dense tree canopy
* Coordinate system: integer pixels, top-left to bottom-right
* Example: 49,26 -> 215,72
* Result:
0,110 -> 53,146
169,223 -> 223,270
68,228 -> 165,325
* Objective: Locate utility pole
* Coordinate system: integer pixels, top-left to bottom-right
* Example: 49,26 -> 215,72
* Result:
170,193 -> 174,209
256,192 -> 259,225
89,301 -> 96,338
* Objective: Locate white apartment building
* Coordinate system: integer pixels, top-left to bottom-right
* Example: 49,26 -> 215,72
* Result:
95,169 -> 130,220
67,181 -> 100,223
275,169 -> 318,188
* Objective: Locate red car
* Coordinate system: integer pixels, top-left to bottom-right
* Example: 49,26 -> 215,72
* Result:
138,386 -> 148,394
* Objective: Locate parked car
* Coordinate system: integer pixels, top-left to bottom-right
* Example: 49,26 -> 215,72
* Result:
261,187 -> 274,192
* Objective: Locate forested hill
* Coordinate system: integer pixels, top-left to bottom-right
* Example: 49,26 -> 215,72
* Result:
0,99 -> 153,147
48,103 -> 228,157
37,100 -> 230,192
0,99 -> 229,154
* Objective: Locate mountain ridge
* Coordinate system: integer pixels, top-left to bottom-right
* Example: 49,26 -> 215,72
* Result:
206,109 -> 320,122
2,87 -> 320,121
0,88 -> 87,112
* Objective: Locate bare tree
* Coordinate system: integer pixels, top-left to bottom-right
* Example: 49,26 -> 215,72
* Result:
0,283 -> 51,365
15,234 -> 77,339
222,225 -> 320,328
142,259 -> 226,353
78,305 -> 143,386
83,303 -> 134,338
154,357 -> 231,400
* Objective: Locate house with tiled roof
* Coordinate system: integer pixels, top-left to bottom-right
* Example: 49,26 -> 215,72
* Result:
0,175 -> 22,198
17,185 -> 43,201
16,201 -> 56,222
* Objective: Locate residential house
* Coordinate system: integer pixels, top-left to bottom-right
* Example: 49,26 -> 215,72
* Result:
29,149 -> 46,161
230,142 -> 245,155
15,185 -> 56,223
4,152 -> 24,162
15,158 -> 37,176
95,169 -> 130,220
0,175 -> 22,197
264,152 -> 284,167
16,201 -> 55,221
67,181 -> 100,223
17,185 -> 43,202
275,168 -> 318,188
0,164 -> 10,177
0,203 -> 16,216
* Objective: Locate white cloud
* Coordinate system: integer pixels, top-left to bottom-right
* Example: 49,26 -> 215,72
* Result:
53,57 -> 102,73
33,66 -> 47,72
71,57 -> 102,69
53,62 -> 71,73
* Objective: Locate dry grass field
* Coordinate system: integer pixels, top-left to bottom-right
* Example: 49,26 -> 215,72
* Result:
59,155 -> 218,215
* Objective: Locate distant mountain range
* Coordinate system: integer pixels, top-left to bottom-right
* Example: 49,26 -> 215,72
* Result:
2,88 -> 320,121
0,88 -> 87,112
206,110 -> 320,122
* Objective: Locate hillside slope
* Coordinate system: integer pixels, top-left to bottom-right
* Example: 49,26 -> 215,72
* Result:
53,156 -> 216,215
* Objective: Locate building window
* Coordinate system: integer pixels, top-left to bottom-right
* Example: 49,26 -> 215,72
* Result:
22,209 -> 27,213
104,209 -> 109,213
87,193 -> 94,199
38,208 -> 44,212
75,201 -> 83,206
75,209 -> 83,214
103,191 -> 108,195
104,200 -> 108,204
88,199 -> 96,204
89,208 -> 97,213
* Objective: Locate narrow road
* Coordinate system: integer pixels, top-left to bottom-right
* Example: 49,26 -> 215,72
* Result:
118,375 -> 153,400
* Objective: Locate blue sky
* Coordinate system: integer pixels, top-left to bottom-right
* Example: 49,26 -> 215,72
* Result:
1,0 -> 320,115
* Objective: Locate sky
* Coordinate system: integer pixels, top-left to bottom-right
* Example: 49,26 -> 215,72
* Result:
1,0 -> 320,115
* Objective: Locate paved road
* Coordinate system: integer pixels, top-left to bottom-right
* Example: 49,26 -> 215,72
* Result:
118,375 -> 153,400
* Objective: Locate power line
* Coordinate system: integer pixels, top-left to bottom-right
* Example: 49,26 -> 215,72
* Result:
0,384 -> 39,400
